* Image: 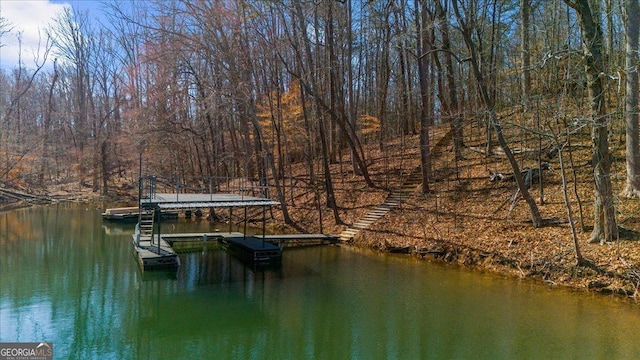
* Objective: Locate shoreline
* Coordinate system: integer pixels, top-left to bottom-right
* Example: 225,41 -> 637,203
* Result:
3,177 -> 639,304
284,208 -> 640,302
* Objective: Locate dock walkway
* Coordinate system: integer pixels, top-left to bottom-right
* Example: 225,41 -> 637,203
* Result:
134,231 -> 338,270
162,232 -> 339,243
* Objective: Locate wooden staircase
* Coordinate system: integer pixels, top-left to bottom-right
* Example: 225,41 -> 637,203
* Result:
338,127 -> 453,242
137,209 -> 155,239
339,166 -> 423,242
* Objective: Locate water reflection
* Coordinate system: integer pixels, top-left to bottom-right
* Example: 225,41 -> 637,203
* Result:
1,205 -> 640,359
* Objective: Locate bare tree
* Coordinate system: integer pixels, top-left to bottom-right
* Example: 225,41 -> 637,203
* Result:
0,16 -> 15,41
50,7 -> 94,187
434,0 -> 463,160
521,0 -> 531,107
39,60 -> 59,184
565,0 -> 619,243
453,0 -> 542,227
1,25 -> 52,183
417,0 -> 433,193
623,0 -> 640,198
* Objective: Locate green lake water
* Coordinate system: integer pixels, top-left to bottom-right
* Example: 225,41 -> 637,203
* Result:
1,204 -> 639,359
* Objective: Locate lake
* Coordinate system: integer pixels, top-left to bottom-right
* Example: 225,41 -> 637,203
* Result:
1,203 -> 639,359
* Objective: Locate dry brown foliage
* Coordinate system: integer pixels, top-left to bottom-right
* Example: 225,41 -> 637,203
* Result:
273,123 -> 640,301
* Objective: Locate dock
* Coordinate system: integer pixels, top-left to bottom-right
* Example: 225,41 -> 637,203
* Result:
103,206 -> 178,222
141,193 -> 279,209
223,235 -> 283,266
103,207 -> 140,222
132,231 -> 339,270
135,232 -> 339,268
129,176 -> 337,270
162,232 -> 339,246
132,235 -> 180,269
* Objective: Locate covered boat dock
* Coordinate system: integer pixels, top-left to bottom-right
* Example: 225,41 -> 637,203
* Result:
133,192 -> 281,270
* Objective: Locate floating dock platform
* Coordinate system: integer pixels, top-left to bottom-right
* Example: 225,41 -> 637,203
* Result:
132,235 -> 180,270
103,207 -> 140,222
103,207 -> 178,222
223,235 -> 283,266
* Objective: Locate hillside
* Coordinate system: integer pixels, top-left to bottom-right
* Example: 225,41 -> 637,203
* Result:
273,123 -> 640,300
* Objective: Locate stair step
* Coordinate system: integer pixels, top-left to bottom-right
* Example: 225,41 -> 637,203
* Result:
368,213 -> 387,218
354,220 -> 372,225
355,218 -> 374,223
367,209 -> 391,217
361,219 -> 380,224
362,217 -> 381,222
367,213 -> 387,217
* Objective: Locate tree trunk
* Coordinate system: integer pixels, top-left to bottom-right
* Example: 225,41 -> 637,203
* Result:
435,0 -> 463,160
395,0 -> 413,135
555,133 -> 585,265
318,112 -> 342,225
417,0 -> 432,193
521,0 -> 531,107
624,0 -> 640,197
39,62 -> 59,184
101,140 -> 108,196
565,0 -> 619,243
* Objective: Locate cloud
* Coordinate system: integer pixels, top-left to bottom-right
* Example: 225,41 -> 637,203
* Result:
0,0 -> 69,70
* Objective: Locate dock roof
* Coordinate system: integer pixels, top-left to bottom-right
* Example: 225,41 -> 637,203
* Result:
141,193 -> 280,209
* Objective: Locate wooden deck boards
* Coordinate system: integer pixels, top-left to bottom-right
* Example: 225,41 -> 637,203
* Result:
141,193 -> 279,209
132,235 -> 180,270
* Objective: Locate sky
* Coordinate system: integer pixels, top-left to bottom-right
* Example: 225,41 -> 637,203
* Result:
0,0 -> 105,70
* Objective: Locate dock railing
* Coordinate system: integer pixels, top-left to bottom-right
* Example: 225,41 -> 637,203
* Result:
139,175 -> 271,201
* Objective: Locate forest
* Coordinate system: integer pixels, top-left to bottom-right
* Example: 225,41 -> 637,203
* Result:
1,0 -> 640,297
